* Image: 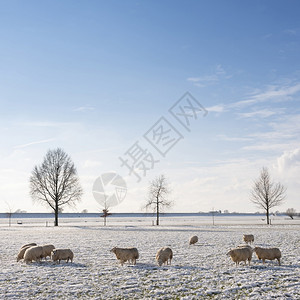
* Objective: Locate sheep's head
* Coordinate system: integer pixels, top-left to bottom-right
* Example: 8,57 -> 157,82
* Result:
226,250 -> 232,256
157,259 -> 163,266
110,247 -> 117,254
51,250 -> 57,260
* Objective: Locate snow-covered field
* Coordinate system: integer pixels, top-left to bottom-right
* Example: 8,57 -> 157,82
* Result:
1,216 -> 299,299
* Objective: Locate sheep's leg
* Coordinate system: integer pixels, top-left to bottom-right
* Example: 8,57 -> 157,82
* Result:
277,258 -> 281,266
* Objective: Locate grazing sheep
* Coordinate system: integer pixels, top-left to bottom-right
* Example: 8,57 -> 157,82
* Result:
237,244 -> 253,252
110,247 -> 139,266
156,247 -> 173,266
41,244 -> 55,260
21,243 -> 37,249
189,235 -> 198,245
17,245 -> 33,262
253,247 -> 281,265
51,249 -> 74,264
243,234 -> 254,244
227,247 -> 252,266
23,246 -> 43,264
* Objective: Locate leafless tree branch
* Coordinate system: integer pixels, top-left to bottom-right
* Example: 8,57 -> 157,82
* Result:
29,148 -> 83,226
250,167 -> 286,225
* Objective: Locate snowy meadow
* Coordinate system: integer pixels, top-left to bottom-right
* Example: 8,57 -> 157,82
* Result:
1,215 -> 299,299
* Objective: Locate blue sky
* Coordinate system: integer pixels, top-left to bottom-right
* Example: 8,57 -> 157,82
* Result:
1,0 -> 300,213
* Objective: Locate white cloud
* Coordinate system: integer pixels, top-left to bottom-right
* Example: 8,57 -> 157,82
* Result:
73,106 -> 95,112
237,109 -> 278,119
14,138 -> 55,149
82,160 -> 103,168
276,148 -> 300,173
216,134 -> 252,142
206,104 -> 226,113
187,64 -> 228,87
232,83 -> 300,108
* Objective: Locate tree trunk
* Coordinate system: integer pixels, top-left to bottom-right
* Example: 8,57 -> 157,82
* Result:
156,198 -> 159,226
54,202 -> 59,226
266,208 -> 269,225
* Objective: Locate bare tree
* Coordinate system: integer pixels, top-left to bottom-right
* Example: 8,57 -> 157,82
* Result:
29,148 -> 83,226
145,175 -> 172,226
286,208 -> 297,219
101,207 -> 112,226
251,167 -> 286,225
4,201 -> 13,227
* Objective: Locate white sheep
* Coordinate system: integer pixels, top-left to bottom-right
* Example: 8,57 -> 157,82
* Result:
23,246 -> 43,264
110,247 -> 139,266
189,235 -> 198,245
237,244 -> 253,252
253,247 -> 281,265
21,243 -> 37,249
156,247 -> 173,266
51,249 -> 74,264
17,245 -> 33,262
41,244 -> 55,260
227,247 -> 252,266
243,234 -> 254,244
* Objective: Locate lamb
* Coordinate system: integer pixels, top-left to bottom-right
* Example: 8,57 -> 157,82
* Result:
51,249 -> 74,264
243,234 -> 254,244
110,247 -> 139,266
189,235 -> 198,245
41,244 -> 55,260
21,243 -> 37,249
227,247 -> 252,266
253,247 -> 281,265
156,247 -> 173,266
23,246 -> 43,264
17,245 -> 33,262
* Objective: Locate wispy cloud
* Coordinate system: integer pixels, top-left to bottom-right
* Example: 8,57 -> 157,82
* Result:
14,138 -> 55,149
232,83 -> 300,108
187,64 -> 228,87
206,104 -> 226,113
82,160 -> 103,168
187,75 -> 218,87
20,121 -> 76,127
237,109 -> 282,119
73,106 -> 95,112
216,134 -> 252,142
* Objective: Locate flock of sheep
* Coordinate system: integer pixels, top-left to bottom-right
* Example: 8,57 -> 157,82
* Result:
16,233 -> 282,267
17,243 -> 73,264
227,234 -> 282,266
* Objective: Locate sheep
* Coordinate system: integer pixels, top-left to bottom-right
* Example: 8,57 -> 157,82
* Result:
110,247 -> 139,266
21,243 -> 37,249
189,235 -> 198,245
23,246 -> 43,264
17,245 -> 33,262
227,247 -> 252,266
243,234 -> 254,244
237,244 -> 253,252
253,247 -> 281,265
156,247 -> 173,266
41,244 -> 55,260
51,249 -> 74,264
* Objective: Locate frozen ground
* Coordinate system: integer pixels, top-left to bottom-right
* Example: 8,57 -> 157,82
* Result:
0,216 -> 299,299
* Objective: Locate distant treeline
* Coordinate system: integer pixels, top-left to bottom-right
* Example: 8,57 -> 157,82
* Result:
0,212 -> 294,219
